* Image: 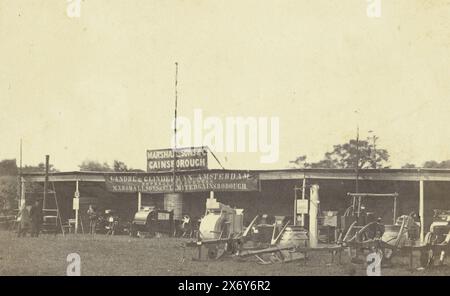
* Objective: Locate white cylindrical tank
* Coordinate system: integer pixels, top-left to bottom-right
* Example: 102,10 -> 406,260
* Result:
199,214 -> 224,240
164,193 -> 183,220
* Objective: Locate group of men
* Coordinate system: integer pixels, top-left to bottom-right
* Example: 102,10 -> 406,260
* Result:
17,200 -> 43,237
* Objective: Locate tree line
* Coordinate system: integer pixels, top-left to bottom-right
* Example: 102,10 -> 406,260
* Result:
289,135 -> 450,170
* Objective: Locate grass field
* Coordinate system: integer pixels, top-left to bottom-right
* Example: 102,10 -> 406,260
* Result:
0,230 -> 449,276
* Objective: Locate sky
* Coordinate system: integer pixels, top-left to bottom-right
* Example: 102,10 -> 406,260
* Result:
1,0 -> 449,171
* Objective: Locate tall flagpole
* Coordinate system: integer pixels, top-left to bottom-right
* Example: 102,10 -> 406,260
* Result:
173,62 -> 178,193
18,138 -> 23,207
355,125 -> 360,194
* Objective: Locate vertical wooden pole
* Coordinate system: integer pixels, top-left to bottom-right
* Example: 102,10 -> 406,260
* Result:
393,195 -> 397,224
75,179 -> 79,234
419,179 -> 425,242
293,187 -> 297,226
20,177 -> 25,208
138,191 -> 142,211
18,139 -> 22,207
355,126 -> 360,194
309,185 -> 319,248
43,155 -> 49,209
301,178 -> 306,227
172,62 -> 178,194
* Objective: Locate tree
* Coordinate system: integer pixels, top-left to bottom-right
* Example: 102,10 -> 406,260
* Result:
79,160 -> 112,172
113,160 -> 130,172
0,176 -> 17,211
22,163 -> 59,173
0,160 -> 18,211
0,159 -> 18,176
422,160 -> 450,169
289,155 -> 308,168
290,137 -> 390,169
401,163 -> 417,169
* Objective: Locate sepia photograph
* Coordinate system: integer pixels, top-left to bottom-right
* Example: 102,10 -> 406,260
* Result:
1,0 -> 450,283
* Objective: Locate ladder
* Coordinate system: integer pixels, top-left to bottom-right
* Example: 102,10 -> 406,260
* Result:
41,182 -> 65,236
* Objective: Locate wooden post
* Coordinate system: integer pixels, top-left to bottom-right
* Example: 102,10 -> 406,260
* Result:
301,178 -> 306,226
393,195 -> 397,224
20,177 -> 25,208
18,139 -> 22,208
309,185 -> 319,248
420,179 -> 425,242
43,155 -> 49,209
75,179 -> 79,234
294,187 -> 298,226
138,191 -> 142,211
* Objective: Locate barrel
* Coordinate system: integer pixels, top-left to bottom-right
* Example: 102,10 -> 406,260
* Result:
164,193 -> 183,221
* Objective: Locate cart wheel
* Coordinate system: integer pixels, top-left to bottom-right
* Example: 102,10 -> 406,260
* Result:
206,245 -> 219,259
424,232 -> 437,246
206,243 -> 227,260
421,232 -> 437,267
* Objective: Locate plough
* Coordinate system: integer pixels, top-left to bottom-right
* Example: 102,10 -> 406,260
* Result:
238,244 -> 344,265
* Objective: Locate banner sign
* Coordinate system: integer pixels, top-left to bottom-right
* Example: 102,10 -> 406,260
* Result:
147,147 -> 208,172
104,170 -> 259,194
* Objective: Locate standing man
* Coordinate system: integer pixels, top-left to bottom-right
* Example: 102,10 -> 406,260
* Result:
30,200 -> 43,237
87,205 -> 97,235
17,203 -> 32,237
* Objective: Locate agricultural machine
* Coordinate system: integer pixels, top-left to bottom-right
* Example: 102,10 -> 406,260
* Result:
338,192 -> 422,265
238,185 -> 343,264
187,189 -> 449,270
130,206 -> 174,238
190,186 -> 344,265
426,210 -> 450,244
191,196 -> 245,260
421,209 -> 450,267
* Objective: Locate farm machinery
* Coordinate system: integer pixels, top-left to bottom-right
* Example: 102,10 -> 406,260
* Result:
190,186 -> 344,265
130,206 -> 174,238
188,194 -> 312,262
188,195 -> 245,260
187,188 -> 449,270
238,185 -> 343,265
338,192 -> 423,266
191,206 -> 318,263
426,210 -> 450,244
420,210 -> 450,267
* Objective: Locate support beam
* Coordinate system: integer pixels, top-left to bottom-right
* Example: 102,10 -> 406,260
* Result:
301,178 -> 306,227
419,179 -> 425,242
43,155 -> 49,209
20,177 -> 25,208
138,191 -> 142,211
393,195 -> 397,224
75,180 -> 80,234
293,187 -> 297,226
309,184 -> 319,248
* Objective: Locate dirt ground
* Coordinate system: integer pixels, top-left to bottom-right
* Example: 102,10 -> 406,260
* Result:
0,230 -> 449,276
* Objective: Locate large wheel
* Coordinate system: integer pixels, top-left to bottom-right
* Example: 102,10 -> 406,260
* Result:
205,242 -> 227,260
424,231 -> 437,245
421,232 -> 438,267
